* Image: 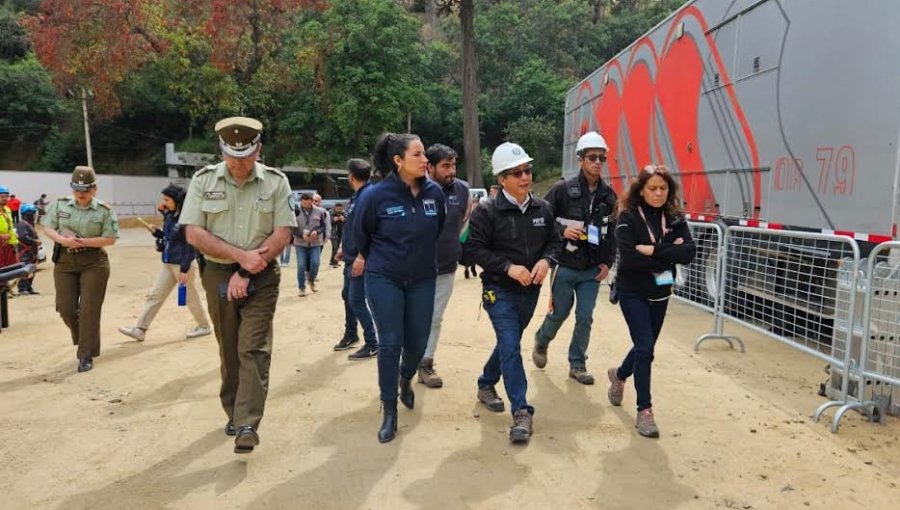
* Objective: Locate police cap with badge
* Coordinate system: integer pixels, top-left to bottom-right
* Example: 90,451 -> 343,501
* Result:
71,166 -> 97,192
215,117 -> 263,159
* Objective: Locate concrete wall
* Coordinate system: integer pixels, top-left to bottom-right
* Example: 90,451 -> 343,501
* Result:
0,170 -> 187,217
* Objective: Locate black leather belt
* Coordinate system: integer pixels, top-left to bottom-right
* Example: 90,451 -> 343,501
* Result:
66,247 -> 100,254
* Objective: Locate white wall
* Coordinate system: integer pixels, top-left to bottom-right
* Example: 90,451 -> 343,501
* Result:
0,170 -> 187,217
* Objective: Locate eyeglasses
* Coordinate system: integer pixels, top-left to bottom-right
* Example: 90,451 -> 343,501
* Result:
502,165 -> 533,179
582,154 -> 607,163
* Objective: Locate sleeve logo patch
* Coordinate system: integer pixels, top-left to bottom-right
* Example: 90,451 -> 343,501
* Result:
423,199 -> 438,216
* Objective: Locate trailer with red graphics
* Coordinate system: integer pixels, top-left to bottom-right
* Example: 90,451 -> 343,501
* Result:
564,0 -> 900,403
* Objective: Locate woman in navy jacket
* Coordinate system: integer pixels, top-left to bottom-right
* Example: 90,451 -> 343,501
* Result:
118,184 -> 211,342
352,133 -> 446,443
606,165 -> 695,438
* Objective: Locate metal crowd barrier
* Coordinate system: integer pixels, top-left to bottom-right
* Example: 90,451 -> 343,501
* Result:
828,241 -> 900,427
111,202 -> 159,218
673,222 -> 746,352
693,227 -> 871,430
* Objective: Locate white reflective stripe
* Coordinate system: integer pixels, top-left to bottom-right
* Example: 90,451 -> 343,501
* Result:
854,232 -> 869,241
759,221 -> 769,228
739,219 -> 749,226
822,229 -> 835,236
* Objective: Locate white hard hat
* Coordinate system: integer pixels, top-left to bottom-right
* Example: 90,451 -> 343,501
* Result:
491,142 -> 533,175
575,131 -> 608,155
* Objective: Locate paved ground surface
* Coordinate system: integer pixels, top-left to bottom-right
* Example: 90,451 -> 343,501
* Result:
2,227 -> 898,510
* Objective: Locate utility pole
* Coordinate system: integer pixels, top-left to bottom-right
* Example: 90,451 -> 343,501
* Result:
80,88 -> 94,167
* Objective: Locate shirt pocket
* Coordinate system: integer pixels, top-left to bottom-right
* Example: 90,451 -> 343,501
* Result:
254,198 -> 274,233
201,200 -> 230,233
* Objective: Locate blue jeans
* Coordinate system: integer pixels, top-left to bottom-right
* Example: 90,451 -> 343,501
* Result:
344,262 -> 377,346
365,271 -> 436,402
534,266 -> 601,369
615,289 -> 669,412
295,245 -> 321,290
478,285 -> 541,416
279,244 -> 292,265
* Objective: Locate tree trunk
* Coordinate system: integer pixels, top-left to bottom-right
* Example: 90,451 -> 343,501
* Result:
460,0 -> 482,187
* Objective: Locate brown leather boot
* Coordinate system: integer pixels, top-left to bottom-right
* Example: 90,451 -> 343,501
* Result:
417,358 -> 444,388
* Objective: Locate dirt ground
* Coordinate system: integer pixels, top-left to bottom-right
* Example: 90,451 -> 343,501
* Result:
1,226 -> 898,510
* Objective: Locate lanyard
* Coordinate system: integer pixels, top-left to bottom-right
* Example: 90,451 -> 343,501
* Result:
637,206 -> 666,245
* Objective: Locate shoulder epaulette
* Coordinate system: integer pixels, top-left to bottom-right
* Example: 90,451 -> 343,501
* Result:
194,164 -> 217,176
98,201 -> 113,211
57,196 -> 70,201
264,166 -> 287,178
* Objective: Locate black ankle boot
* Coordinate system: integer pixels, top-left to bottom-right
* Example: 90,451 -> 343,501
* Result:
378,400 -> 398,443
399,376 -> 415,409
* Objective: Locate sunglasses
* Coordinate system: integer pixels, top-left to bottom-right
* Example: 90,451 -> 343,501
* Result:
502,165 -> 533,179
582,154 -> 607,163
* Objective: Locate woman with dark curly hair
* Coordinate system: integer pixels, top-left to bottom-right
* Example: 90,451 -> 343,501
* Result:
606,165 -> 696,438
119,183 -> 211,342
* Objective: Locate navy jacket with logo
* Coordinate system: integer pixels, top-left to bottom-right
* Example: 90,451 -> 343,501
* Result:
352,172 -> 446,283
433,177 -> 470,275
341,182 -> 372,264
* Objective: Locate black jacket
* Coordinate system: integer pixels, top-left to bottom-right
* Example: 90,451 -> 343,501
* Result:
468,192 -> 561,291
614,205 -> 696,299
155,210 -> 197,273
544,173 -> 617,270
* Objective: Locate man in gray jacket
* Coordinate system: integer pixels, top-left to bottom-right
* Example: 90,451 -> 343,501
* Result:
293,192 -> 327,296
417,144 -> 471,388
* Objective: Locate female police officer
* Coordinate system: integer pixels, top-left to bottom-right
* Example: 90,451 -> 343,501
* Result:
42,166 -> 119,373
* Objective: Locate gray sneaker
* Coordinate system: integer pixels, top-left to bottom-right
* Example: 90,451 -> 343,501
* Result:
569,367 -> 595,385
607,367 -> 625,406
186,326 -> 212,339
118,326 -> 145,342
477,386 -> 505,413
509,409 -> 533,443
532,340 -> 548,369
635,408 -> 660,438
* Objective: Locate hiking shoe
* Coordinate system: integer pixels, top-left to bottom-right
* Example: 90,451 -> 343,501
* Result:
532,340 -> 548,369
310,282 -> 318,293
417,358 -> 443,388
477,386 -> 505,413
509,409 -> 533,443
635,408 -> 660,438
569,367 -> 595,385
334,336 -> 360,351
186,326 -> 212,339
348,344 -> 378,360
607,367 -> 625,406
298,289 -> 307,297
118,326 -> 145,342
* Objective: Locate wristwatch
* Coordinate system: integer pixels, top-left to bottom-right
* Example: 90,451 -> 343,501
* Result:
236,268 -> 251,278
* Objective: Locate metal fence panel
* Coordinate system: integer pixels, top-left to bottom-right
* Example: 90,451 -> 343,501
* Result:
672,221 -> 723,313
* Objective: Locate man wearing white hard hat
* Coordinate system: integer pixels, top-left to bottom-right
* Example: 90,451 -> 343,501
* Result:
468,142 -> 561,443
532,131 -> 617,384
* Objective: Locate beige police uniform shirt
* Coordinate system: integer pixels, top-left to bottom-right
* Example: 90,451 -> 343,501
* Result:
42,197 -> 120,238
179,161 -> 297,264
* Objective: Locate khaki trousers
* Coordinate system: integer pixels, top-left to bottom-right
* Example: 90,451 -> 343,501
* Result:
136,262 -> 208,331
201,263 -> 280,430
54,249 -> 110,359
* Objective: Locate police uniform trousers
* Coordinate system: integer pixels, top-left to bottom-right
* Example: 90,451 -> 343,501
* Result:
54,249 -> 111,359
201,262 -> 280,430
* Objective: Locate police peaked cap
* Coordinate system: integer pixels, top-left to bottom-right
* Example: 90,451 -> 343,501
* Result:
215,117 -> 263,159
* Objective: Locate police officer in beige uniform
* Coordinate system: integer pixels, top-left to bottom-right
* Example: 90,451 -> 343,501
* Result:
180,117 -> 296,454
42,166 -> 119,373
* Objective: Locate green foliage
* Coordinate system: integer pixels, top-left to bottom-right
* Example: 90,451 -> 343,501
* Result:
3,0 -> 686,175
0,55 -> 66,139
0,5 -> 28,62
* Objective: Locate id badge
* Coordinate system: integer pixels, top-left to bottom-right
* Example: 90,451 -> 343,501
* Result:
654,270 -> 674,286
587,224 -> 600,245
